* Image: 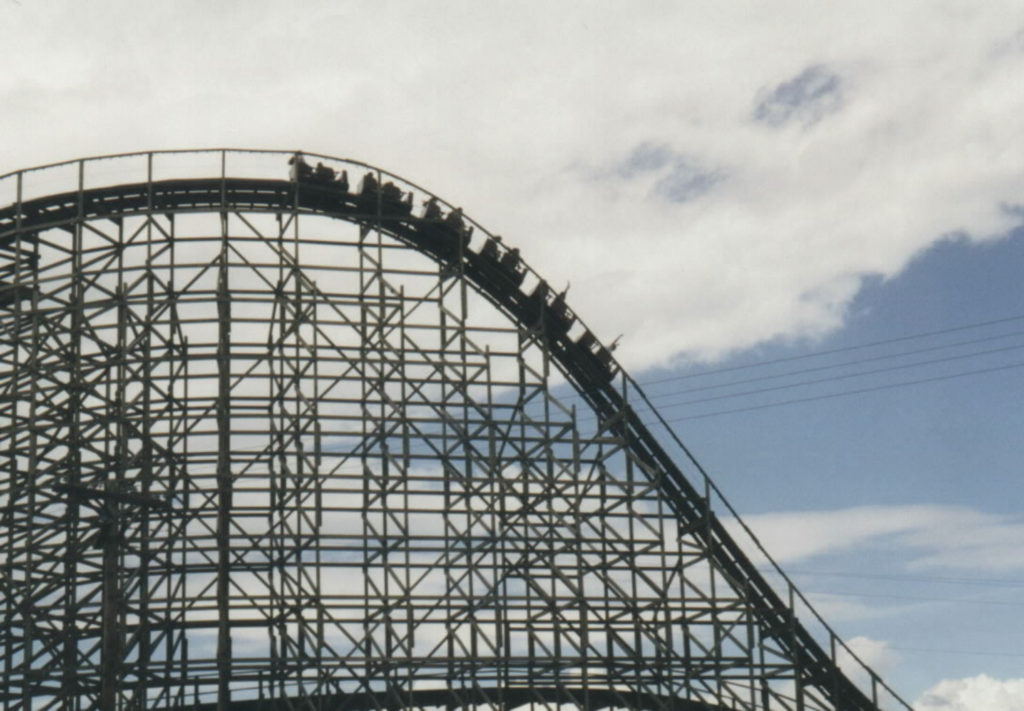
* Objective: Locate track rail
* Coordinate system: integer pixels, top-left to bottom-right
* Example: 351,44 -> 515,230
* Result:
0,175 -> 617,392
0,151 -> 911,711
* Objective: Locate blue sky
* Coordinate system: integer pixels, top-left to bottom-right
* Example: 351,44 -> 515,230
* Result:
664,229 -> 1024,513
1,1 -> 1022,708
638,228 -> 1024,699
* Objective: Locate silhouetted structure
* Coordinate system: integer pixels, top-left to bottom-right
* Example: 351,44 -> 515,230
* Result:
0,150 -> 910,710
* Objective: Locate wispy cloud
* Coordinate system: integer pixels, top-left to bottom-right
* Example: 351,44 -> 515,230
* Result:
726,505 -> 1024,572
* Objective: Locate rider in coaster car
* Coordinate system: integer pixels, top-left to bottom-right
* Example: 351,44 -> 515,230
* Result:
381,181 -> 403,203
361,172 -> 378,195
288,152 -> 312,181
423,197 -> 442,220
314,162 -> 336,183
445,207 -> 466,233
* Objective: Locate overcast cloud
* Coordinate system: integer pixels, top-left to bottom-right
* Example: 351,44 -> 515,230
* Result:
2,1 -> 1023,372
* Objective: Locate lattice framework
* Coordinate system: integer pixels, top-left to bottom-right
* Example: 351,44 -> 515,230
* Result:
0,150 -> 910,711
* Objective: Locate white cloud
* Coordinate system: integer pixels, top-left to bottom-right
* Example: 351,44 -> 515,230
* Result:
2,2 -> 1023,373
838,636 -> 901,695
916,675 -> 1024,711
726,504 -> 1024,572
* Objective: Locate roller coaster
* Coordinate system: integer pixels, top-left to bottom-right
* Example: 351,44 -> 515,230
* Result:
0,150 -> 911,710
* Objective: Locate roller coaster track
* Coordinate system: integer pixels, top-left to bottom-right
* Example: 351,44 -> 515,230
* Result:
0,150 -> 911,711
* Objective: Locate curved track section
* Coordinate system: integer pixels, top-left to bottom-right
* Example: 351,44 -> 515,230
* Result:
0,151 -> 909,711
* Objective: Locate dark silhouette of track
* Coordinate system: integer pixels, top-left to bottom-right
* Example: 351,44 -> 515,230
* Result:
0,154 -> 908,711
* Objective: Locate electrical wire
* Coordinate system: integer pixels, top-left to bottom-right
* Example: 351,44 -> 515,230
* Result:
572,356 -> 1024,427
641,313 -> 1024,387
888,646 -> 1024,658
563,313 -> 1024,424
650,341 -> 1024,412
803,589 -> 1024,608
659,359 -> 1024,423
759,569 -> 1024,605
640,329 -> 1024,405
767,568 -> 1024,589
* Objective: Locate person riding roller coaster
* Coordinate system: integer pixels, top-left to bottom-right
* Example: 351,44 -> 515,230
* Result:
289,153 -> 348,191
313,162 -> 336,183
288,152 -> 313,182
360,171 -> 378,196
423,197 -> 442,220
287,156 -> 436,223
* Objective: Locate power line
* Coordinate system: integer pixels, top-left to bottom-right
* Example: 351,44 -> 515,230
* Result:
759,569 -> 1024,605
650,341 -> 1024,412
640,329 -> 1024,405
772,568 -> 1024,589
804,589 -> 1024,608
658,359 -> 1024,423
640,313 -> 1024,387
889,645 -> 1024,658
573,357 -> 1024,427
564,314 -> 1024,422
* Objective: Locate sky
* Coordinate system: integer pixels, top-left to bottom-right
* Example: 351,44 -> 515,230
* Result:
1,1 -> 1022,708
